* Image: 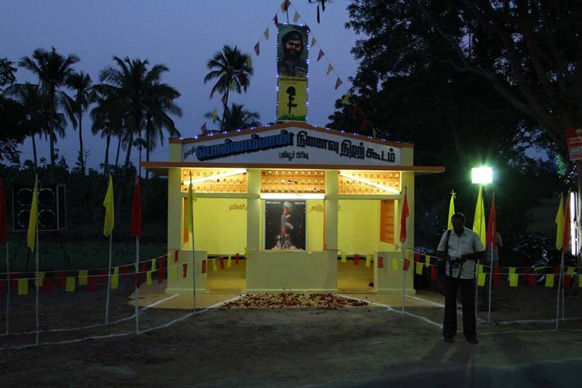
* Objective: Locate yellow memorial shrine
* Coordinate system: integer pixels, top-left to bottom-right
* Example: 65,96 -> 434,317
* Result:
142,122 -> 444,295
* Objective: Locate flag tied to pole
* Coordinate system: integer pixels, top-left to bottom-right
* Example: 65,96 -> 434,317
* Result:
473,186 -> 486,247
0,180 -> 8,245
555,194 -> 565,251
486,193 -> 497,250
27,179 -> 38,252
103,175 -> 115,237
399,187 -> 409,244
563,193 -> 571,253
185,175 -> 196,233
130,176 -> 142,241
448,190 -> 456,230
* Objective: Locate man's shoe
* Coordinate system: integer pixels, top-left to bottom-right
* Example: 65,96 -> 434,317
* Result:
444,337 -> 454,343
466,338 -> 478,344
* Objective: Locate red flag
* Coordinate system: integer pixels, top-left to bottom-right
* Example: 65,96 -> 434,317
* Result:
0,180 -> 8,245
273,15 -> 279,28
334,78 -> 343,90
254,42 -> 260,56
563,193 -> 571,252
281,0 -> 290,12
201,122 -> 208,135
486,193 -> 497,250
130,177 -> 142,241
317,50 -> 324,61
399,188 -> 409,243
360,117 -> 368,130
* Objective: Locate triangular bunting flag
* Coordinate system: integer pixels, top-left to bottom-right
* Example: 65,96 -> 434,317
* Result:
326,63 -> 333,75
317,50 -> 324,61
294,12 -> 300,22
335,78 -> 343,90
263,28 -> 269,40
281,0 -> 290,12
273,15 -> 279,28
254,42 -> 260,56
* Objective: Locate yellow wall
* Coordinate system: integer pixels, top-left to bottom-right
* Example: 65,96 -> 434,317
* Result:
190,198 -> 247,255
338,200 -> 380,255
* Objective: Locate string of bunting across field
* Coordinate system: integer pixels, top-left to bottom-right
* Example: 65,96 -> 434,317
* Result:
1,248 -> 578,297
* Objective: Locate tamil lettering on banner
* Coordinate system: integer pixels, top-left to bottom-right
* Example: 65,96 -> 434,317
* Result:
181,125 -> 403,166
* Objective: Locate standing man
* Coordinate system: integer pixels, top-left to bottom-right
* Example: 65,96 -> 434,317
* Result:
437,212 -> 485,344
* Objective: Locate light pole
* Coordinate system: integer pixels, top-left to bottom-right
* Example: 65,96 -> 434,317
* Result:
471,166 -> 493,320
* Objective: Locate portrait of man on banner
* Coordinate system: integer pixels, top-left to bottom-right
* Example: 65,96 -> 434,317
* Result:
277,25 -> 309,77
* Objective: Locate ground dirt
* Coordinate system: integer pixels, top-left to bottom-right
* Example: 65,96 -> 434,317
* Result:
1,278 -> 582,387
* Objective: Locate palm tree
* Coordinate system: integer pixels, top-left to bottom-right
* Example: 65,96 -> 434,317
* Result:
18,47 -> 79,173
90,84 -> 124,173
5,82 -> 64,170
203,45 -> 253,120
205,103 -> 261,132
97,56 -> 181,180
143,81 -> 182,161
65,71 -> 95,173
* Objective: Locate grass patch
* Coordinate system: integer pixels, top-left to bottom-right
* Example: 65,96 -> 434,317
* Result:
1,241 -> 168,273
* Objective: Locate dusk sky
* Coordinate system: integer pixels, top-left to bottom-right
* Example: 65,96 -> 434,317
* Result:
2,0 -> 361,169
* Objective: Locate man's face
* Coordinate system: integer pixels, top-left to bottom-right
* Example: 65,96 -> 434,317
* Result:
284,38 -> 303,59
452,217 -> 465,232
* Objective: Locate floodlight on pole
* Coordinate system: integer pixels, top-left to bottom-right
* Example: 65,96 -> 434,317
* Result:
471,167 -> 493,185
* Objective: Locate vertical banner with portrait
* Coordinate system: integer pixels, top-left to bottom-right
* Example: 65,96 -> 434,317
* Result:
277,24 -> 309,122
264,200 -> 306,250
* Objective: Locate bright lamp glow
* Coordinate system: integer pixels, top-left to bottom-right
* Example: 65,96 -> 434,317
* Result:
260,193 -> 325,200
339,172 -> 400,194
183,169 -> 247,185
471,167 -> 493,184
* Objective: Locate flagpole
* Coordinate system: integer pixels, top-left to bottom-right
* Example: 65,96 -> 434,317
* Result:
487,232 -> 494,322
4,243 -> 9,334
401,247 -> 406,312
189,173 -> 196,312
34,206 -> 40,346
555,250 -> 564,330
105,231 -> 112,324
134,236 -> 140,334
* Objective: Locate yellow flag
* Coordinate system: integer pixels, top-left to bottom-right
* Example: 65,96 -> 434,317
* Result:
555,195 -> 565,250
185,179 -> 195,232
103,175 -> 115,237
27,179 -> 38,252
18,278 -> 29,296
472,186 -> 486,247
448,190 -> 456,230
65,277 -> 76,292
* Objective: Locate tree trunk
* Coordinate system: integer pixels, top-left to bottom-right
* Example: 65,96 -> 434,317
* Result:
78,112 -> 84,174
